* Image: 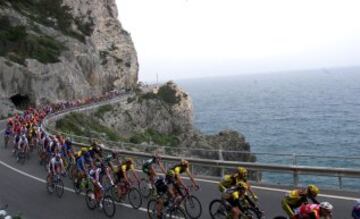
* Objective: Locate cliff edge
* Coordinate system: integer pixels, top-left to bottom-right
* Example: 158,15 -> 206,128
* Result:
0,0 -> 138,116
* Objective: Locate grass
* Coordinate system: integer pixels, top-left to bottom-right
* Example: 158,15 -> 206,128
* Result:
55,112 -> 123,141
94,104 -> 113,119
0,16 -> 65,65
129,129 -> 179,146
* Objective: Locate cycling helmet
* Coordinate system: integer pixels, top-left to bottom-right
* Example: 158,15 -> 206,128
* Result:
180,159 -> 189,167
307,184 -> 320,196
238,167 -> 248,176
125,157 -> 134,164
319,202 -> 333,211
55,154 -> 61,161
237,181 -> 248,190
81,147 -> 88,153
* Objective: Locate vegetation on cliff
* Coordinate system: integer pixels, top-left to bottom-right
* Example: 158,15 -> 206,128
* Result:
55,112 -> 123,141
0,16 -> 65,65
1,0 -> 94,42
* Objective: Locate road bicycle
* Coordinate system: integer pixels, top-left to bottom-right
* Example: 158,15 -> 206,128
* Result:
111,179 -> 142,209
47,173 -> 65,198
85,185 -> 116,218
209,195 -> 264,219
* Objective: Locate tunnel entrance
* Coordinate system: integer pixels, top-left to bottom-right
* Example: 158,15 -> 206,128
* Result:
10,94 -> 31,110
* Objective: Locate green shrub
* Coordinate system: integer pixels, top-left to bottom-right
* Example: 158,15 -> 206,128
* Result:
158,85 -> 180,105
129,129 -> 179,146
56,112 -> 122,141
4,0 -> 94,43
0,16 -> 65,65
94,104 -> 113,119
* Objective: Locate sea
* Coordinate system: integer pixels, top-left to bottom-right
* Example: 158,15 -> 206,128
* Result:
177,67 -> 360,189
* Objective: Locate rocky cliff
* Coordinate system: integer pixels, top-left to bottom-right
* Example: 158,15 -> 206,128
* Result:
55,82 -> 255,162
0,0 -> 138,116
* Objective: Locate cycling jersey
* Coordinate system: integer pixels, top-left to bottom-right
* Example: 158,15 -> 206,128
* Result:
166,164 -> 187,178
294,204 -> 320,219
218,174 -> 237,192
282,189 -> 319,217
4,128 -> 11,136
49,156 -> 63,174
76,156 -> 86,172
89,168 -> 102,182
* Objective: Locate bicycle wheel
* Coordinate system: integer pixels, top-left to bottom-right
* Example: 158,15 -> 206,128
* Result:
85,190 -> 97,210
128,187 -> 142,209
102,195 -> 116,218
111,186 -> 122,202
55,178 -> 64,198
241,208 -> 262,219
209,199 -> 228,219
168,207 -> 187,219
147,199 -> 160,219
73,181 -> 81,195
139,178 -> 151,198
184,195 -> 202,219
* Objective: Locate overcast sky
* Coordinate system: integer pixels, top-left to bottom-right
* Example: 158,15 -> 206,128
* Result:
116,0 -> 360,82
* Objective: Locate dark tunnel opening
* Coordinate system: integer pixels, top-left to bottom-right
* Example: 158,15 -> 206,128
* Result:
10,94 -> 32,110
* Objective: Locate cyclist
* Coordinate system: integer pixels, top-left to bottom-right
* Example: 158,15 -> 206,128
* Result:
165,159 -> 199,201
142,154 -> 166,187
293,202 -> 333,219
99,155 -> 115,187
47,153 -> 65,186
282,184 -> 320,218
74,149 -> 90,189
114,157 -> 140,199
4,126 -> 12,148
222,181 -> 249,219
88,160 -> 106,207
353,200 -> 360,219
16,135 -> 29,160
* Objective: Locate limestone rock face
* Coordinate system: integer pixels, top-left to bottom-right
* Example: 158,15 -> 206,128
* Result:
98,82 -> 194,137
93,82 -> 253,160
0,0 -> 138,110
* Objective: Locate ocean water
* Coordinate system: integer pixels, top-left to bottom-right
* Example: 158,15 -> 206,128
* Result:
177,68 -> 360,187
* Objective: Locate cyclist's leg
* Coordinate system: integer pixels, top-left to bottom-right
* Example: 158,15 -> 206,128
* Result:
281,198 -> 295,218
228,199 -> 241,219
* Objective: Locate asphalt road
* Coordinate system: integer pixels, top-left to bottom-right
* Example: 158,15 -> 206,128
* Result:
0,120 -> 359,218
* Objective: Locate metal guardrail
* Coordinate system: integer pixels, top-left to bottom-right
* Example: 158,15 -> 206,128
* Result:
41,94 -> 360,190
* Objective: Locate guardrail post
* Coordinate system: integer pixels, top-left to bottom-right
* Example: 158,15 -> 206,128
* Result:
293,153 -> 297,166
218,149 -> 224,177
293,170 -> 299,187
338,176 -> 343,190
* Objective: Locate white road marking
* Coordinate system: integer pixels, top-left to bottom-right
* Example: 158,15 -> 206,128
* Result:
0,119 -> 358,203
0,159 -> 148,213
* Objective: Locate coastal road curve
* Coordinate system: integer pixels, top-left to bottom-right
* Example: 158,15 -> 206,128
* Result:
1,122 -> 359,218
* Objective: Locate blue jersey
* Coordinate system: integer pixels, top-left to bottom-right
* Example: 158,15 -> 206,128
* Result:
76,156 -> 85,171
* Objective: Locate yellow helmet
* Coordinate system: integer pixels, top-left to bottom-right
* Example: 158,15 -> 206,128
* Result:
125,157 -> 134,164
81,147 -> 88,152
237,181 -> 248,190
238,167 -> 248,176
180,159 -> 189,167
307,184 -> 320,196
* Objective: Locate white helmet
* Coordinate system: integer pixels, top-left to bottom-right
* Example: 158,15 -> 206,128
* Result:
319,202 -> 333,211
